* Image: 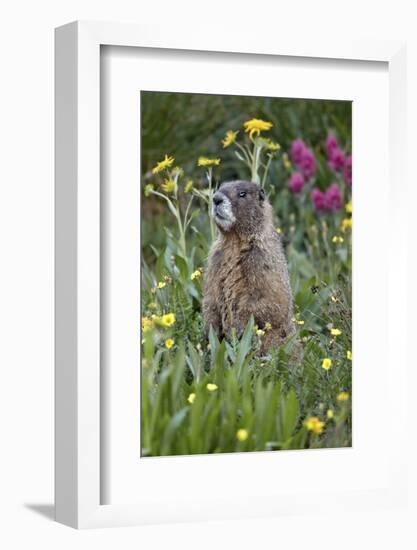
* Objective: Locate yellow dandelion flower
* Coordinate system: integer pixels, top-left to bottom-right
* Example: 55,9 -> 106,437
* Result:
264,322 -> 272,331
236,429 -> 249,442
345,201 -> 352,214
296,320 -> 305,326
191,270 -> 201,280
157,281 -> 166,289
197,157 -> 221,167
206,383 -> 218,392
347,350 -> 352,361
326,409 -> 334,419
304,416 -> 325,435
161,177 -> 176,194
160,313 -> 176,327
184,178 -> 193,193
165,338 -> 174,349
142,317 -> 153,332
330,328 -> 342,336
256,329 -> 265,336
187,392 -> 196,404
332,235 -> 344,244
243,118 -> 273,141
341,218 -> 352,232
222,130 -> 239,148
337,391 -> 349,402
152,154 -> 175,174
322,358 -> 332,370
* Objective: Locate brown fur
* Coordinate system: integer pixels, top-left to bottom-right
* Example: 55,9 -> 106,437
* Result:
203,180 -> 295,353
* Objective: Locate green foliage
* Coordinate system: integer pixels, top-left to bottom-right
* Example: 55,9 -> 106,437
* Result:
141,93 -> 352,456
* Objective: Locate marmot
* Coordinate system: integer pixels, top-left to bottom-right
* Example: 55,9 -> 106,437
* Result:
203,180 -> 295,353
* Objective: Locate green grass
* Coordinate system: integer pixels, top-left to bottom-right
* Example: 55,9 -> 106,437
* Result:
141,93 -> 352,457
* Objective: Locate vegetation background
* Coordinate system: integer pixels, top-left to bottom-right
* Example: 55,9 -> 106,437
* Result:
141,92 -> 352,457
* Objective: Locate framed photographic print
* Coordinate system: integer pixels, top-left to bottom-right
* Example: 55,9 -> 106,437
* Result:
55,21 -> 408,528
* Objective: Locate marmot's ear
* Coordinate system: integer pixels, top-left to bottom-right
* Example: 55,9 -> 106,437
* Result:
259,188 -> 265,201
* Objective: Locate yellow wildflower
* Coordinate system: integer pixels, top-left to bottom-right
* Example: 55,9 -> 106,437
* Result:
161,177 -> 176,194
206,383 -> 218,392
296,319 -> 305,326
236,429 -> 249,442
332,235 -> 344,244
256,329 -> 265,336
276,227 -> 282,234
184,178 -> 193,193
165,338 -> 174,350
243,118 -> 273,141
222,130 -> 239,148
331,295 -> 337,303
341,218 -> 352,232
330,328 -> 342,336
304,416 -> 325,435
265,139 -> 280,151
345,201 -> 352,214
187,392 -> 196,404
142,317 -> 153,332
326,409 -> 334,419
347,350 -> 352,361
191,270 -> 201,280
264,322 -> 272,331
144,183 -> 154,197
160,313 -> 176,327
322,358 -> 332,370
152,154 -> 175,174
282,153 -> 292,171
157,281 -> 166,289
337,391 -> 349,402
197,157 -> 221,167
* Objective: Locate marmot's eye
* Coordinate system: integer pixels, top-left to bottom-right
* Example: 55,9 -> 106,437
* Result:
238,191 -> 247,198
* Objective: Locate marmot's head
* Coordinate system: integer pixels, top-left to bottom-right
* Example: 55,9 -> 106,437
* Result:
212,180 -> 271,236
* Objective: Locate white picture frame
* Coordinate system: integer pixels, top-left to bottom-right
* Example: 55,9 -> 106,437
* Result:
55,20 -> 407,529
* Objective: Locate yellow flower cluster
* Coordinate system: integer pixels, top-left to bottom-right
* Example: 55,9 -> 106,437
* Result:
206,383 -> 218,392
332,235 -> 344,244
243,118 -> 273,140
304,416 -> 325,435
197,157 -> 221,167
345,201 -> 352,214
152,154 -> 175,174
347,350 -> 352,360
191,269 -> 201,280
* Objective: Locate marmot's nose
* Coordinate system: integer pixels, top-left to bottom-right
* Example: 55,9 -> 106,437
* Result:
213,192 -> 224,206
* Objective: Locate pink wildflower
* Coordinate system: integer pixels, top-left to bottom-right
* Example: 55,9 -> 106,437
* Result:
289,172 -> 305,193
